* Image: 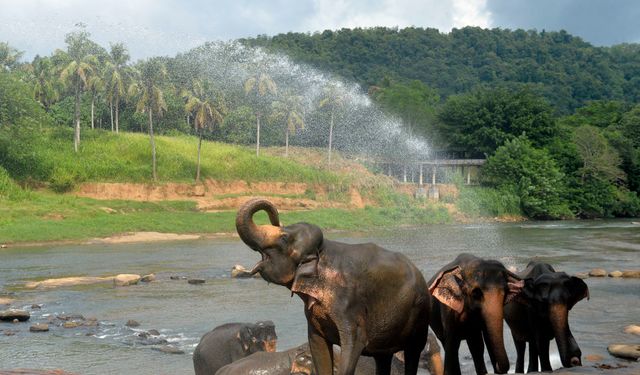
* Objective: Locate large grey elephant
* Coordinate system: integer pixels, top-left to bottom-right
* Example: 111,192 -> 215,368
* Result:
193,321 -> 277,375
428,253 -> 523,375
235,198 -> 430,375
505,261 -> 589,373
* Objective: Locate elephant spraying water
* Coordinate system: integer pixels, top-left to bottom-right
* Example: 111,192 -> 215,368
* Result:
235,198 -> 430,375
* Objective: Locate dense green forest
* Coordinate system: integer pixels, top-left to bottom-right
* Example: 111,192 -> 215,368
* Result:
1,25 -> 640,220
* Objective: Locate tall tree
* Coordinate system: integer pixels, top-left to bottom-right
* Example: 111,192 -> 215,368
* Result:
271,93 -> 305,157
573,125 -> 625,183
319,84 -> 346,163
0,42 -> 23,71
31,55 -> 60,112
58,28 -> 98,152
105,43 -> 130,133
128,58 -> 168,181
183,80 -> 227,182
244,72 -> 277,156
87,73 -> 104,129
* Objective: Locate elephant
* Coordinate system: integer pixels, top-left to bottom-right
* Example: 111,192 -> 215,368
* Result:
215,344 -> 315,375
193,321 -> 277,375
427,253 -> 523,375
504,261 -> 589,373
235,198 -> 430,375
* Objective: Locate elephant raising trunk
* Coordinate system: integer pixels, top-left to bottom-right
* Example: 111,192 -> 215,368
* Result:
235,198 -> 282,252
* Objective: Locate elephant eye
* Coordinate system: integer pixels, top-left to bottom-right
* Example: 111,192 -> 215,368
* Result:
471,288 -> 483,300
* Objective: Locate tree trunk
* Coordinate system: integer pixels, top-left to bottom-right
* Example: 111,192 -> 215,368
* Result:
115,96 -> 120,134
74,83 -> 80,153
149,110 -> 157,182
285,126 -> 289,157
256,113 -> 261,157
110,99 -> 114,132
196,130 -> 202,182
187,115 -> 190,129
328,109 -> 334,164
91,94 -> 95,130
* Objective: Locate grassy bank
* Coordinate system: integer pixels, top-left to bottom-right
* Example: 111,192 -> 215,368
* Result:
0,191 -> 452,244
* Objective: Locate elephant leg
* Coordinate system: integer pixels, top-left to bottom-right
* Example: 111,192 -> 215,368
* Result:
467,330 -> 488,375
336,324 -> 366,375
308,325 -> 334,375
403,340 -> 426,375
538,339 -> 552,372
513,339 -> 525,373
374,353 -> 392,375
527,340 -> 539,373
443,338 -> 462,375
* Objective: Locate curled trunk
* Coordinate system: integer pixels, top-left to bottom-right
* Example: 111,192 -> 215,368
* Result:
235,199 -> 282,251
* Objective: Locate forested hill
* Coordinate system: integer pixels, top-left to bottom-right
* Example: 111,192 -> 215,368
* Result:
241,27 -> 640,114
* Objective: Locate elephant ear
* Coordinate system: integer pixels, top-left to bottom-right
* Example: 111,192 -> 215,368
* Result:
237,326 -> 253,352
512,278 -> 535,306
505,271 -> 525,304
428,266 -> 465,313
567,276 -> 589,310
291,256 -> 324,307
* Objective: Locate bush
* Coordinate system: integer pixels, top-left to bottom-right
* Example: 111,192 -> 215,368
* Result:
0,166 -> 28,200
457,186 -> 522,217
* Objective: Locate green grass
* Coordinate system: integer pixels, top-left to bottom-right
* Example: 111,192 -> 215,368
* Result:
0,190 -> 451,244
456,186 -> 522,217
0,127 -> 345,187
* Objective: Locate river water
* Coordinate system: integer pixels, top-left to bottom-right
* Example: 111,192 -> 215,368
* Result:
1,220 -> 639,374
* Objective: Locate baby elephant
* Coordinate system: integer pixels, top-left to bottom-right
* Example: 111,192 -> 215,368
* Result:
193,321 -> 277,375
504,261 -> 589,373
215,344 -> 315,375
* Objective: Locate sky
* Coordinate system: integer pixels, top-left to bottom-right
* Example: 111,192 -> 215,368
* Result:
1,0 -> 639,61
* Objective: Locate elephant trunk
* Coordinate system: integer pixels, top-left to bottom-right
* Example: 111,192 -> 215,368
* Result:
236,198 -> 282,252
481,289 -> 510,374
550,304 -> 581,367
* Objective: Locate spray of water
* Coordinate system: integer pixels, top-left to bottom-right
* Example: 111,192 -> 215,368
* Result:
176,41 -> 431,161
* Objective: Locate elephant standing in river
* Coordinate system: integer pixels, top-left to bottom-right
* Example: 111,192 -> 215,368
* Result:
504,261 -> 589,373
193,321 -> 277,375
235,199 -> 430,375
427,253 -> 523,375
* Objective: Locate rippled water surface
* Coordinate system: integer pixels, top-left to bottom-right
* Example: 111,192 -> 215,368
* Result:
1,220 -> 639,374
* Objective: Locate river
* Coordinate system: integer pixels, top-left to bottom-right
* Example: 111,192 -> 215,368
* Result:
1,220 -> 639,374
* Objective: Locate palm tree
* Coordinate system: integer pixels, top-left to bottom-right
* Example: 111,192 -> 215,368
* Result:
0,42 -> 23,71
244,72 -> 277,156
271,93 -> 305,157
105,43 -> 130,133
87,73 -> 104,129
128,58 -> 168,182
183,80 -> 227,182
319,84 -> 346,164
58,30 -> 99,153
32,56 -> 60,112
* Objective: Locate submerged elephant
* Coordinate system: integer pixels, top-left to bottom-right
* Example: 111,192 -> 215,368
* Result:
235,198 -> 430,375
193,321 -> 277,375
504,261 -> 589,373
215,344 -> 315,375
428,253 -> 523,375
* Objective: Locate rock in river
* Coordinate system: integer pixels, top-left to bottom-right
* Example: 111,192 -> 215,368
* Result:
126,319 -> 140,328
188,278 -> 205,285
624,324 -> 640,336
141,273 -> 156,282
609,270 -> 623,277
30,323 -> 49,332
0,309 -> 30,322
589,268 -> 607,277
113,274 -> 141,287
608,343 -> 640,360
622,270 -> 640,278
153,345 -> 184,354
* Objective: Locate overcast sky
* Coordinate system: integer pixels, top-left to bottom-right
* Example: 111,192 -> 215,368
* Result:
1,0 -> 639,61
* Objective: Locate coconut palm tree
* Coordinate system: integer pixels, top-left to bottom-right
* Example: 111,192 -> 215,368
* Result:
32,56 -> 60,112
128,58 -> 167,181
58,29 -> 99,153
87,73 -> 104,129
183,79 -> 227,182
243,72 -> 277,156
0,42 -> 23,71
319,84 -> 346,164
105,43 -> 130,133
271,93 -> 305,157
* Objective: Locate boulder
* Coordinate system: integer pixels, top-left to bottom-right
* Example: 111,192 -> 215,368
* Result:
153,345 -> 184,354
30,323 -> 49,332
624,324 -> 640,336
231,264 -> 253,278
607,343 -> 640,360
574,272 -> 589,279
0,297 -> 14,305
31,304 -> 42,309
589,268 -> 607,277
609,270 -> 623,277
148,329 -> 160,336
141,274 -> 156,282
62,322 -> 79,329
57,314 -> 84,321
125,319 -> 140,328
113,274 -> 141,287
187,278 -> 205,285
25,276 -> 114,289
622,270 -> 640,278
169,275 -> 186,280
0,309 -> 30,322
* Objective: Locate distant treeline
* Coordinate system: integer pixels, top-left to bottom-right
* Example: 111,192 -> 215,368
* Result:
242,26 -> 640,114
